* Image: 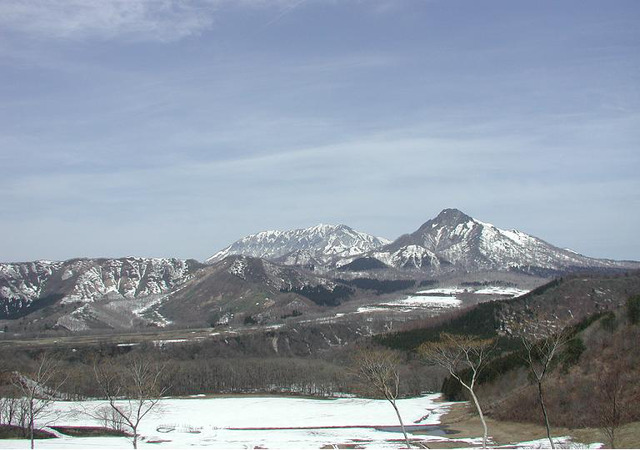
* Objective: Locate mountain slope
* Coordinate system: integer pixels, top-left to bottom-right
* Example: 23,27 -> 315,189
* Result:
158,255 -> 353,326
0,257 -> 201,319
376,270 -> 640,351
207,224 -> 390,266
372,208 -> 639,274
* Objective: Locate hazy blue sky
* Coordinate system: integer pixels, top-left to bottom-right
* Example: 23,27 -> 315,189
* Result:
1,0 -> 638,262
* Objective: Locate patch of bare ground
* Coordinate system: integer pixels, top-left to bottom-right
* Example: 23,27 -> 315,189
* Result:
431,402 -> 640,449
320,445 -> 365,449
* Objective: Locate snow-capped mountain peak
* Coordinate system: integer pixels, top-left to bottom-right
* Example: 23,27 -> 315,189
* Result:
378,208 -> 637,273
207,224 -> 390,266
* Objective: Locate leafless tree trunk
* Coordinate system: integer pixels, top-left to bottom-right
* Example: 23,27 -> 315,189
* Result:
597,362 -> 630,449
352,349 -> 412,448
519,321 -> 571,450
419,333 -> 495,449
11,353 -> 65,449
94,355 -> 167,449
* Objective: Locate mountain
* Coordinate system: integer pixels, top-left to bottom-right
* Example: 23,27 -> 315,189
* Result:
4,208 -> 638,329
371,208 -> 639,274
157,255 -> 353,326
0,257 -> 201,319
0,254 -> 358,330
207,224 -> 390,267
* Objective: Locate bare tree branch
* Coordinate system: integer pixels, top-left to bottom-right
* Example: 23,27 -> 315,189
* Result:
10,353 -> 66,449
94,355 -> 167,449
419,334 -> 495,449
518,319 -> 572,450
352,348 -> 412,449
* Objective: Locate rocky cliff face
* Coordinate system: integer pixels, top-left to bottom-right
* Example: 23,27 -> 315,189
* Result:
0,257 -> 200,318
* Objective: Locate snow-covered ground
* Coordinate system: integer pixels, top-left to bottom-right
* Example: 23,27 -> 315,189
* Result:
473,286 -> 529,296
354,285 -> 529,315
0,394 -> 474,449
416,286 -> 529,297
384,295 -> 462,308
356,295 -> 461,313
0,394 -> 602,449
416,288 -> 467,295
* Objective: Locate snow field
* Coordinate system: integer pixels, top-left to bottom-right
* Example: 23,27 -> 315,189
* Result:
1,394 -> 463,449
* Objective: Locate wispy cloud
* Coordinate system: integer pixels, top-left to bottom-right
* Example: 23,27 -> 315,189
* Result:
0,0 -> 301,42
0,0 -> 223,41
1,0 -> 408,42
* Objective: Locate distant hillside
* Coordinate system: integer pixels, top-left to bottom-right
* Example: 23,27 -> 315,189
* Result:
376,270 -> 640,351
373,270 -> 640,445
477,298 -> 640,439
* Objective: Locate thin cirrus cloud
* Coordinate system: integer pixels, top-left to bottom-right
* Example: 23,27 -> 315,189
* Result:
0,0 -> 218,41
0,0 -> 304,42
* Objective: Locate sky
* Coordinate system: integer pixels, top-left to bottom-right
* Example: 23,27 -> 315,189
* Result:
0,0 -> 639,263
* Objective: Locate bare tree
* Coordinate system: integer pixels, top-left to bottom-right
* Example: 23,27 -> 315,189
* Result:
11,353 -> 65,449
419,333 -> 495,449
0,396 -> 26,428
519,321 -> 571,449
352,348 -> 412,449
596,362 -> 631,449
94,355 -> 168,449
91,405 -> 127,433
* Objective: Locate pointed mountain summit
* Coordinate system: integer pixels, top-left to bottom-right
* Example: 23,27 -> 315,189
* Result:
376,208 -> 638,274
207,224 -> 390,266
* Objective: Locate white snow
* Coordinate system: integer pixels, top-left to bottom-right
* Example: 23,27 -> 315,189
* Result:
500,436 -> 603,449
228,257 -> 248,279
474,286 -> 529,296
416,288 -> 466,295
383,295 -> 462,308
0,394 -> 463,449
206,224 -> 389,265
0,394 -> 604,449
415,286 -> 528,297
501,229 -> 533,247
356,294 -> 462,314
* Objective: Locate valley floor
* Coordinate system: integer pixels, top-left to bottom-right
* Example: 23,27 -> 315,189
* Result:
0,394 -> 611,449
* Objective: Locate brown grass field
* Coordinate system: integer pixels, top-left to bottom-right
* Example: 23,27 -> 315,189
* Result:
430,401 -> 640,449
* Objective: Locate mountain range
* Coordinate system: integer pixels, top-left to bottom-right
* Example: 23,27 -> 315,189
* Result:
207,208 -> 637,275
206,223 -> 390,267
1,208 -> 638,329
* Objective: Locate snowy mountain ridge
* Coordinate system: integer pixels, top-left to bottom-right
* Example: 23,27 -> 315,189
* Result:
207,223 -> 390,266
207,209 -> 639,275
3,208 -> 639,323
0,257 -> 199,318
373,208 -> 638,273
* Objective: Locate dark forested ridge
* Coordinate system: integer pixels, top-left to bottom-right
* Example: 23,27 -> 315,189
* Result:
375,271 -> 640,351
336,278 -> 415,295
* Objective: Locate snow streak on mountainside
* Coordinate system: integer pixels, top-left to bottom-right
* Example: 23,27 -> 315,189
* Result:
207,224 -> 390,266
0,260 -> 63,303
0,257 -> 199,317
372,245 -> 444,270
375,208 -> 639,273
